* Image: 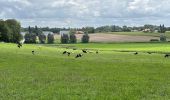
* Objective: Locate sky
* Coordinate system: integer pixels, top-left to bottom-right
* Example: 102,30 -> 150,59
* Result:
0,0 -> 170,28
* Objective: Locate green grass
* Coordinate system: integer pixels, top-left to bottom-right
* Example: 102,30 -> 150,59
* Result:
46,42 -> 170,53
1,43 -> 170,99
99,31 -> 170,39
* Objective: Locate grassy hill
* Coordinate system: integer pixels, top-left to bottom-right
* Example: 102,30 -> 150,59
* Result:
0,43 -> 170,99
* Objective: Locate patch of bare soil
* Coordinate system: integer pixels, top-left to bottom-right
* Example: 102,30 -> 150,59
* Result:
55,33 -> 160,42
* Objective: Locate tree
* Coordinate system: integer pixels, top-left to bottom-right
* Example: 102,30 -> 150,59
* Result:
81,33 -> 89,43
0,20 -> 11,42
47,34 -> 54,44
82,27 -> 95,33
70,34 -> 77,43
6,19 -> 22,43
159,24 -> 166,42
0,19 -> 22,43
28,26 -> 31,34
35,25 -> 39,36
24,33 -> 36,43
38,34 -> 46,44
122,25 -> 131,32
61,34 -> 69,44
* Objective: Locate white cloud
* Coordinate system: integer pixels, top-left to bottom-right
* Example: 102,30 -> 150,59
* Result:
0,0 -> 170,27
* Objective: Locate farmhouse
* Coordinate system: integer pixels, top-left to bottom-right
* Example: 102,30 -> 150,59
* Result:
76,31 -> 84,34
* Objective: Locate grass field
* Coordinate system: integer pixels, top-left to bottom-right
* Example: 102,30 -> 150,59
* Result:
105,31 -> 170,39
0,43 -> 170,99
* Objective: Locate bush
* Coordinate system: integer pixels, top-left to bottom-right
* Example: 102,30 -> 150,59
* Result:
81,33 -> 89,43
38,34 -> 46,44
47,34 -> 54,44
24,33 -> 36,43
69,34 -> 77,43
150,39 -> 159,42
61,34 -> 69,44
160,36 -> 166,42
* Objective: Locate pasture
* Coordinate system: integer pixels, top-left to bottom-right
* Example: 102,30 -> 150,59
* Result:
0,43 -> 170,99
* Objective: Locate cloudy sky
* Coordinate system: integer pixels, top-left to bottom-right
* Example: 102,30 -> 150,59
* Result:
0,0 -> 170,28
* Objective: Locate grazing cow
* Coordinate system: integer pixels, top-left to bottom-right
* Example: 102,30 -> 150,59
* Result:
96,51 -> 99,54
134,52 -> 138,55
32,51 -> 35,55
75,54 -> 83,58
147,52 -> 152,54
17,42 -> 22,48
82,49 -> 87,53
73,48 -> 77,50
67,52 -> 71,56
63,51 -> 67,54
164,54 -> 170,58
18,45 -> 21,48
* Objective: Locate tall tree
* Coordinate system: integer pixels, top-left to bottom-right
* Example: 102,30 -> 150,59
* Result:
35,25 -> 39,36
28,26 -> 31,34
0,20 -> 11,42
6,19 -> 22,43
47,34 -> 54,44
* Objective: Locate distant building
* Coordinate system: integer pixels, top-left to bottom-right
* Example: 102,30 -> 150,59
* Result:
142,28 -> 151,33
60,31 -> 69,36
76,31 -> 84,34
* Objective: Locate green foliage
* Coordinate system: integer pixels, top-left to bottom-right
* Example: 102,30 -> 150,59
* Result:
82,27 -> 95,33
61,34 -> 69,44
0,19 -> 22,43
160,35 -> 166,42
150,39 -> 159,42
122,25 -> 131,32
38,34 -> 46,44
81,33 -> 89,43
0,20 -> 11,42
47,34 -> 54,44
24,33 -> 36,43
159,25 -> 166,42
159,24 -> 166,33
69,34 -> 77,43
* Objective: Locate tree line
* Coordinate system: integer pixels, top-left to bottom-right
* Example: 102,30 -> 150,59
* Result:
22,24 -> 170,34
60,32 -> 89,44
24,26 -> 55,44
24,26 -> 89,44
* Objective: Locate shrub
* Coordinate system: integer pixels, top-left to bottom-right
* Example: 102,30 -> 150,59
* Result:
160,36 -> 166,42
69,34 -> 77,43
81,33 -> 89,43
47,34 -> 54,44
38,34 -> 46,44
150,39 -> 159,42
61,34 -> 69,44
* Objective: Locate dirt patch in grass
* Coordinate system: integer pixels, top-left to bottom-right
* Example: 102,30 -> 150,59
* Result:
55,33 -> 160,42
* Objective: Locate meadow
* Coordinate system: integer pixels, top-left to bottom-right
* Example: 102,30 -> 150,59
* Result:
0,42 -> 170,99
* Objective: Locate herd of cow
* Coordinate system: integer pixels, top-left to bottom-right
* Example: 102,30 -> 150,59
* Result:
17,42 -> 170,58
62,49 -> 99,58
